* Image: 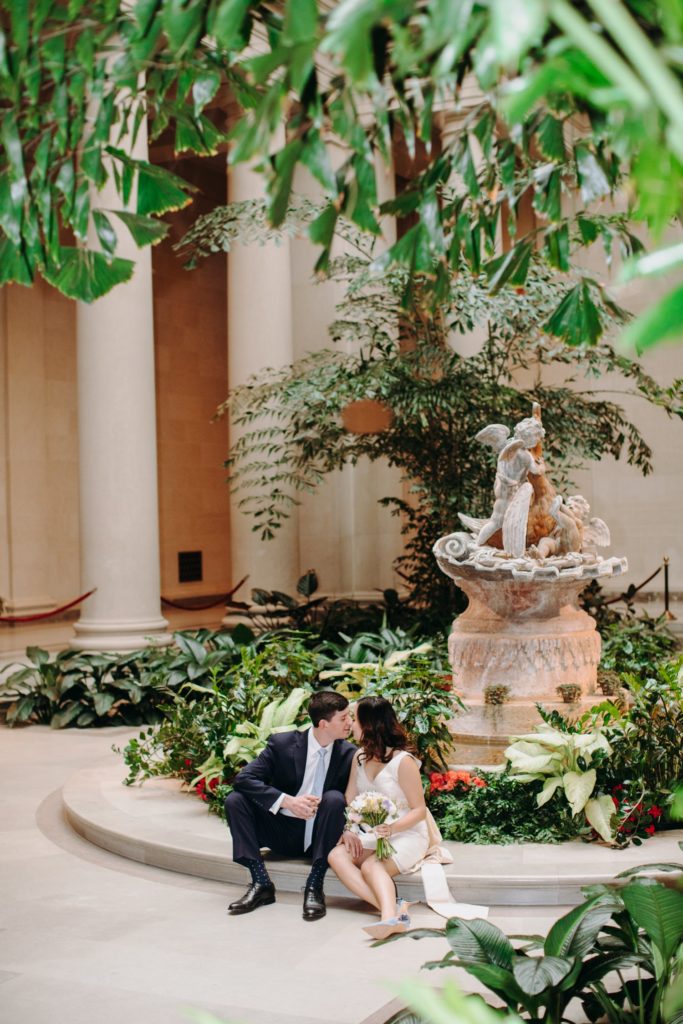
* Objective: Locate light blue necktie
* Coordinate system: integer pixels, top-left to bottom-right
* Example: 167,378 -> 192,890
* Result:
304,748 -> 328,851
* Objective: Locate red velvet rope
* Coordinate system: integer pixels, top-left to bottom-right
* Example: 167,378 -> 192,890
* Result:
0,589 -> 97,624
161,594 -> 246,611
160,576 -> 250,612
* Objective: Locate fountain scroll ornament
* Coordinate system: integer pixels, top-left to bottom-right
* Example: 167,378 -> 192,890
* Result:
433,404 -> 627,760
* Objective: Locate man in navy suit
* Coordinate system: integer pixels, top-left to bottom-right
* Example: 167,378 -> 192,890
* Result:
225,691 -> 355,920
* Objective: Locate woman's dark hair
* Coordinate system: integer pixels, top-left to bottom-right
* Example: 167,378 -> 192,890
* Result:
355,696 -> 415,763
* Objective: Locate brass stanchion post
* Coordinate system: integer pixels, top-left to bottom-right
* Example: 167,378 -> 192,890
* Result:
663,557 -> 677,621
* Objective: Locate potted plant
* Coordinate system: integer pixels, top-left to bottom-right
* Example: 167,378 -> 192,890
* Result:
556,683 -> 582,704
483,684 -> 510,706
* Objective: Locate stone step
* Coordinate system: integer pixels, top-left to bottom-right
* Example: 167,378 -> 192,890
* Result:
63,762 -> 683,908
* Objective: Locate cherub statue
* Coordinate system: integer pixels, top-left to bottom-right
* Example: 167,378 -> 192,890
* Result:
536,495 -> 611,558
474,407 -> 548,555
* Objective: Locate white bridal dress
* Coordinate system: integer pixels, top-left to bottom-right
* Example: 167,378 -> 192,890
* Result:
355,750 -> 430,873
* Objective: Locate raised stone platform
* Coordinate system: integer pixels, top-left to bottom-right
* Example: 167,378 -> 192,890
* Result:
63,764 -> 683,907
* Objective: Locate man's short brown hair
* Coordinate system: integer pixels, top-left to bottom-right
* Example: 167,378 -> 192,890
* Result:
308,690 -> 349,727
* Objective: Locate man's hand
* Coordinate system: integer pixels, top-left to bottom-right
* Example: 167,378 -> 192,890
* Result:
341,830 -> 364,859
282,794 -> 320,819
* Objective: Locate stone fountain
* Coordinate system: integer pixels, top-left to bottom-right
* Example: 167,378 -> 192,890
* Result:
434,403 -> 627,764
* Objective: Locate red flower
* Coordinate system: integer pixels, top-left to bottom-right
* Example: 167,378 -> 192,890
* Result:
612,796 -> 620,808
208,778 -> 219,792
645,824 -> 656,835
200,794 -> 208,802
648,805 -> 663,818
184,758 -> 193,767
612,784 -> 623,793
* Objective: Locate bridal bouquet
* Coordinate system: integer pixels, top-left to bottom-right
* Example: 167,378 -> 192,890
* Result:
346,791 -> 398,860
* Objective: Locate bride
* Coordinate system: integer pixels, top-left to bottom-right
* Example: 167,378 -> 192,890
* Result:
328,695 -> 429,939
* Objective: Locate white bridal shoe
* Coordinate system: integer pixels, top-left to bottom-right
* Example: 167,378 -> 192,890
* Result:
363,917 -> 407,940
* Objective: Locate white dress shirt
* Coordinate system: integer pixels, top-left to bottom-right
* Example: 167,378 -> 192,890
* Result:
269,729 -> 331,815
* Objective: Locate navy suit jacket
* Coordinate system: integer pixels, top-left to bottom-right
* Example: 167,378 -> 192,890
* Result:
232,728 -> 355,814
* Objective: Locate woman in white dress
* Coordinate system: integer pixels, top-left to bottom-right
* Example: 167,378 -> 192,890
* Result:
328,696 -> 429,939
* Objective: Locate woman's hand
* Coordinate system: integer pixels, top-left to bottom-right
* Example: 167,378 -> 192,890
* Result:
373,823 -> 394,838
341,830 -> 364,858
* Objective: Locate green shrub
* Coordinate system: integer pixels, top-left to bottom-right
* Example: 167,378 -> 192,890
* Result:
395,858 -> 683,1024
428,769 -> 585,845
118,634 -> 455,815
599,614 -> 678,676
594,657 -> 683,828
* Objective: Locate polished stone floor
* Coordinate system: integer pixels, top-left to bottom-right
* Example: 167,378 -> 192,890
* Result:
0,725 -> 576,1024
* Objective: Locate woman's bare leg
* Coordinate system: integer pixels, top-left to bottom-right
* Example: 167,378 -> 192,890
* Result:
328,846 -> 380,909
360,855 -> 400,920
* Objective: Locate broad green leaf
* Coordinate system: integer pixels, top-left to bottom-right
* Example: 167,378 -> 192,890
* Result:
563,769 -> 596,816
297,570 -> 318,597
93,209 -> 117,256
620,241 -> 683,282
544,281 -> 603,345
537,776 -> 563,808
489,0 -> 545,70
397,978 -> 516,1024
445,917 -> 514,968
533,165 -> 561,220
269,139 -> 304,226
50,703 -> 83,728
544,894 -> 619,958
93,691 -> 116,716
300,132 -> 336,193
511,954 -> 573,996
0,236 -> 32,285
621,284 -> 683,351
459,962 -> 530,1009
621,881 -> 683,970
161,0 -> 205,56
137,163 -> 193,216
284,0 -> 318,44
486,242 -> 532,293
632,140 -> 683,238
536,114 -> 565,162
211,0 -> 252,50
544,223 -> 569,271
175,634 -> 207,664
27,646 -> 50,666
575,145 -> 611,205
42,248 -> 134,302
113,210 -> 169,247
322,0 -> 387,86
584,794 -> 616,843
192,70 -> 221,117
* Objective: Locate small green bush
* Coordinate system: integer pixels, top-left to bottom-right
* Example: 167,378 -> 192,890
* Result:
428,769 -> 584,845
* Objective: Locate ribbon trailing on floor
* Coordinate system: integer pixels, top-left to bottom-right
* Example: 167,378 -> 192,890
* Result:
420,862 -> 489,920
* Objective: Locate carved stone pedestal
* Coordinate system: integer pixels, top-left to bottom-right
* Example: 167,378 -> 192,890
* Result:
448,576 -> 601,700
434,536 -> 628,766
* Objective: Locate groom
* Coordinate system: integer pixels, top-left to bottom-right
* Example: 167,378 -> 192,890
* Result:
224,691 -> 354,920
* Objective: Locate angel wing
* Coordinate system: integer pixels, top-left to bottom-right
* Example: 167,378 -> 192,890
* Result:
475,424 -> 510,452
458,513 -> 488,535
583,517 -> 610,549
499,438 -> 525,461
503,481 -> 533,557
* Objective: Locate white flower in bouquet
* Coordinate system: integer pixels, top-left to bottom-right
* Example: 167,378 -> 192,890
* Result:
346,790 -> 398,860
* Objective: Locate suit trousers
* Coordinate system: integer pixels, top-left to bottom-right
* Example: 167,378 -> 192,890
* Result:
225,790 -> 346,865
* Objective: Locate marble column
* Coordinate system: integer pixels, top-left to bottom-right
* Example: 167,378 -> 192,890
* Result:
225,160 -> 299,606
71,119 -> 169,651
